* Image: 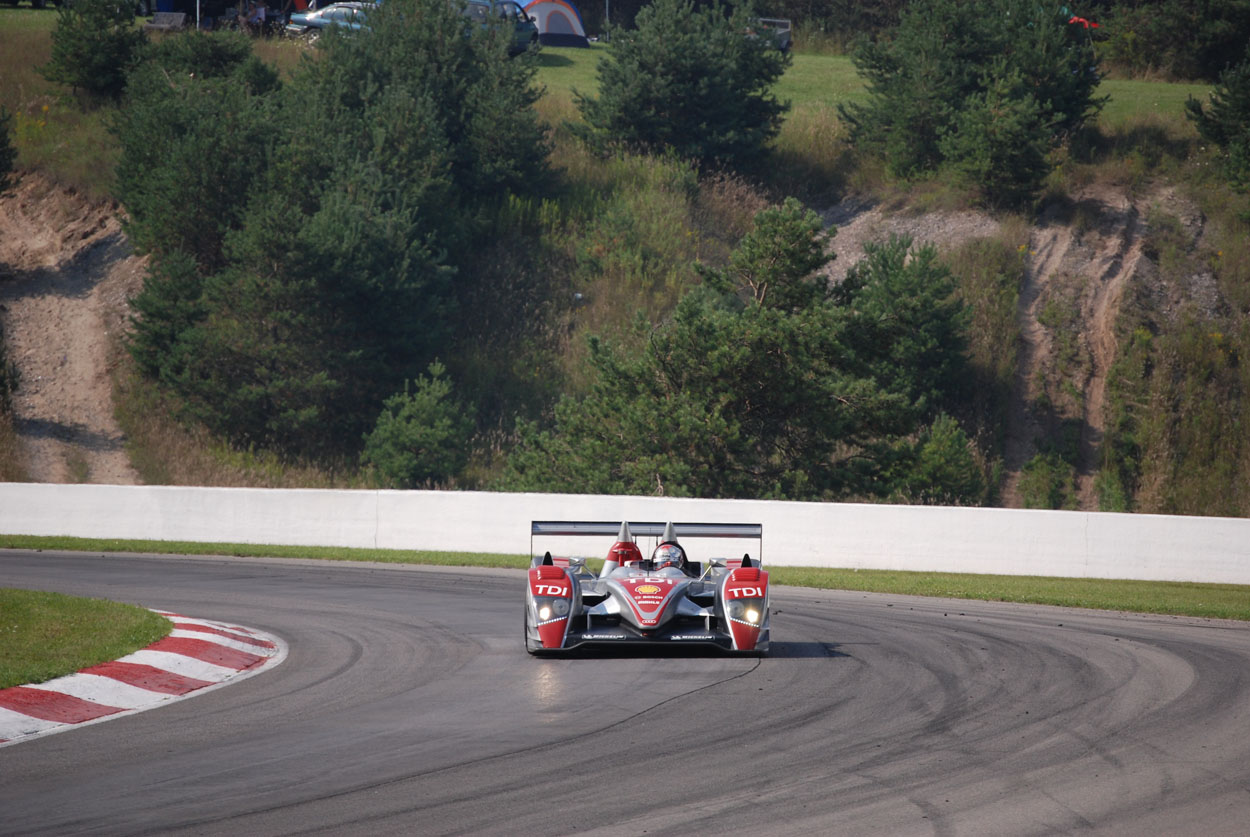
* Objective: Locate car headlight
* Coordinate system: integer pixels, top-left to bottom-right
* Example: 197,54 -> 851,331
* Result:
534,596 -> 570,623
726,597 -> 765,626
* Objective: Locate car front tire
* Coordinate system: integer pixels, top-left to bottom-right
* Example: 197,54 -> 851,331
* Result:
524,609 -> 539,655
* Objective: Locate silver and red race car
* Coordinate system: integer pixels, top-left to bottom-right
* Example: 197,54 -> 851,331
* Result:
524,521 -> 769,655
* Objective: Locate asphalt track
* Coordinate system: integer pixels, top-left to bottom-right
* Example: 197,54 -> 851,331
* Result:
2,550 -> 1249,836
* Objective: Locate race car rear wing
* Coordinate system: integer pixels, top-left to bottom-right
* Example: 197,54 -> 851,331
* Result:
530,521 -> 763,566
531,521 -> 762,538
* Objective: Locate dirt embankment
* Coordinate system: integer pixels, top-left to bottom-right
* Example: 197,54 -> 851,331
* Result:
0,174 -> 146,485
823,182 -> 1195,510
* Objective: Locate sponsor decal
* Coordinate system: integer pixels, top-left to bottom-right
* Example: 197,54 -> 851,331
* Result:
670,634 -> 717,641
727,585 -> 764,599
617,577 -> 680,625
533,584 -> 569,596
625,580 -> 671,606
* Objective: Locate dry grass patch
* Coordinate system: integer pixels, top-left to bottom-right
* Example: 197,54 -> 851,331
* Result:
113,358 -> 365,488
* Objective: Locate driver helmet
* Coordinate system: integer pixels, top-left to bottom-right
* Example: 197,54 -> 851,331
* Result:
652,542 -> 685,570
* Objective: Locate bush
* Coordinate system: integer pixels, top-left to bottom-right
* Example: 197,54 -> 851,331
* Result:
114,43 -> 278,272
136,28 -> 262,80
697,196 -> 831,310
38,0 -> 148,102
838,236 -> 968,417
127,251 -> 207,386
574,0 -> 791,169
0,105 -> 16,197
1019,451 -> 1078,510
361,363 -> 473,488
1186,52 -> 1250,190
841,0 -> 1104,207
937,63 -> 1055,208
0,318 -> 18,415
887,413 -> 987,505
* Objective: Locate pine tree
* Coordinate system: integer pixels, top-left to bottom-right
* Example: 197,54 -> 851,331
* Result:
39,0 -> 148,101
841,0 -> 1104,207
575,0 -> 790,169
361,362 -> 474,488
1186,52 -> 1250,190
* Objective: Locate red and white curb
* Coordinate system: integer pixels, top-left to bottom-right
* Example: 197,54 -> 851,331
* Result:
0,610 -> 287,748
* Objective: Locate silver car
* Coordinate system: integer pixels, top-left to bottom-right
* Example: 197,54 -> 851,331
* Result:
525,520 -> 770,655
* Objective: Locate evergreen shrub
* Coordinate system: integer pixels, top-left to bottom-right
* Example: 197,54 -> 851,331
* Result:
575,0 -> 790,169
39,0 -> 148,101
1186,53 -> 1250,190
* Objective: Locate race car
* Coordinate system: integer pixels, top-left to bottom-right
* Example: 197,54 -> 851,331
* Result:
524,520 -> 769,655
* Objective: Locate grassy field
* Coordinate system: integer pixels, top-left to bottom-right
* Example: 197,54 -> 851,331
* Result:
0,587 -> 171,689
536,45 -> 867,112
536,44 -> 1208,128
1097,77 -> 1211,126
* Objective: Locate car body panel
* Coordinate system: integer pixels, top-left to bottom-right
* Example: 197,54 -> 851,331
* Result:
285,1 -> 372,38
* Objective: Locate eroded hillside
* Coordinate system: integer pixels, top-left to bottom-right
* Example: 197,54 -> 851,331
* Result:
0,172 -> 1215,506
0,174 -> 145,485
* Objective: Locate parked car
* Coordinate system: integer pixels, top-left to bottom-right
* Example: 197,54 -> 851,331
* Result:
462,0 -> 538,56
749,17 -> 792,52
284,1 -> 372,41
283,0 -> 534,54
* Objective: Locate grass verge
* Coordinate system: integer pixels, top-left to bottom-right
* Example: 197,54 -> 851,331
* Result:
0,587 -> 172,689
4,534 -> 1247,621
768,568 -> 1250,621
0,534 -> 533,568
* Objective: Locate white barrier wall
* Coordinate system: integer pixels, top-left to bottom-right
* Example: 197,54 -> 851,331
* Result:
2,483 -> 1248,584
